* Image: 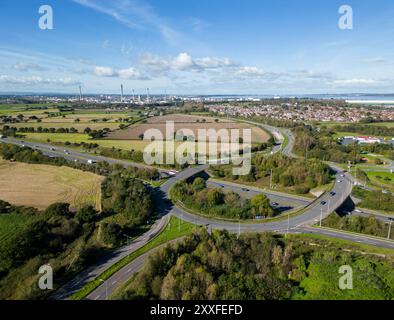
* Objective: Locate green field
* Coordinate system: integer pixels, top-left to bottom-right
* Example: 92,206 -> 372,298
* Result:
0,214 -> 37,243
18,132 -> 149,151
369,122 -> 394,128
366,171 -> 394,190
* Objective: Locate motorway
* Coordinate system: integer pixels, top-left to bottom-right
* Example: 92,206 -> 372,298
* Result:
0,136 -> 168,173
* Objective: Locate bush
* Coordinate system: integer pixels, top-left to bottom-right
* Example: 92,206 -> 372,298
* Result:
44,203 -> 71,218
0,200 -> 11,214
75,205 -> 97,223
100,223 -> 122,247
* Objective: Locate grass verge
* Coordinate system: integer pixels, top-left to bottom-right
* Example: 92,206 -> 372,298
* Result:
291,232 -> 394,256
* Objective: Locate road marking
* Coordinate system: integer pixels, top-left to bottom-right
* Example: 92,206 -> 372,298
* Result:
112,280 -> 117,285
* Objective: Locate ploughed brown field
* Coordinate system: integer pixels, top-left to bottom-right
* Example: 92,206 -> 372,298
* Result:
106,114 -> 270,143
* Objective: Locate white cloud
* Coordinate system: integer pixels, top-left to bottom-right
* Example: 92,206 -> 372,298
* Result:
94,66 -> 117,77
13,62 -> 46,72
141,52 -> 236,72
172,52 -> 194,70
118,67 -> 140,79
333,78 -> 377,85
93,65 -> 144,80
195,57 -> 236,69
236,66 -> 265,76
0,75 -> 80,86
362,57 -> 386,64
73,0 -> 181,45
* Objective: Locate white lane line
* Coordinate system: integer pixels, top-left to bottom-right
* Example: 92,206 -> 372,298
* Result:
112,280 -> 117,285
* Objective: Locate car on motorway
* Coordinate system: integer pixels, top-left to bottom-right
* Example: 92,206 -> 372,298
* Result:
320,201 -> 327,205
337,180 -> 342,183
271,202 -> 279,207
241,188 -> 250,192
50,147 -> 56,151
340,174 -> 345,177
168,170 -> 178,176
87,159 -> 97,164
64,150 -> 70,155
0,135 -> 5,139
330,191 -> 336,196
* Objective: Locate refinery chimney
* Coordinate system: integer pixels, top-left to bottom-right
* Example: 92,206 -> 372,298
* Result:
120,84 -> 124,103
79,85 -> 83,101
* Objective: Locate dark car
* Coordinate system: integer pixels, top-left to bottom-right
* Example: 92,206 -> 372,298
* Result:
330,192 -> 336,196
321,201 -> 327,205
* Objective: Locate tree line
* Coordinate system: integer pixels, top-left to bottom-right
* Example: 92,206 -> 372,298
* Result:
210,153 -> 332,194
170,177 -> 275,219
115,229 -> 394,300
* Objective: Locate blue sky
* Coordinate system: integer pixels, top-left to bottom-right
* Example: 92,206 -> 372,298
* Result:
1,0 -> 394,94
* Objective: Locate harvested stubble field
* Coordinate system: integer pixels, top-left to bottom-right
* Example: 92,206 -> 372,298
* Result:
106,114 -> 270,143
0,159 -> 103,210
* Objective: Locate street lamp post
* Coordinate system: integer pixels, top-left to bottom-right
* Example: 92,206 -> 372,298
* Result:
320,208 -> 323,227
388,220 -> 393,240
238,215 -> 241,239
123,234 -> 132,246
99,279 -> 108,300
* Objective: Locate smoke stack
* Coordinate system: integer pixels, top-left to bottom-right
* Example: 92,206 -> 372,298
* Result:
147,88 -> 150,102
132,89 -> 135,102
120,84 -> 124,102
79,85 -> 83,101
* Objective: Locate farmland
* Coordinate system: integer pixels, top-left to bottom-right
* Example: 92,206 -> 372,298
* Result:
0,159 -> 104,210
106,114 -> 270,143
